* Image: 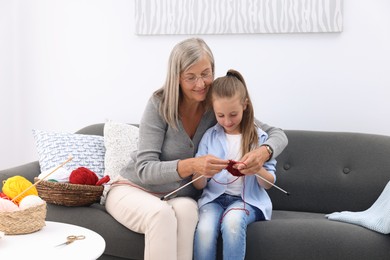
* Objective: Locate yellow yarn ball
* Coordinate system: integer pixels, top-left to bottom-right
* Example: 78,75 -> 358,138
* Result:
2,176 -> 38,204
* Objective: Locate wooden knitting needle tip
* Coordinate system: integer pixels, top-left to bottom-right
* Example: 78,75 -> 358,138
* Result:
161,175 -> 204,201
255,174 -> 290,196
11,156 -> 73,203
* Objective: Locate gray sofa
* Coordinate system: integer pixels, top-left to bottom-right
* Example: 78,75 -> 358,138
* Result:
1,123 -> 390,260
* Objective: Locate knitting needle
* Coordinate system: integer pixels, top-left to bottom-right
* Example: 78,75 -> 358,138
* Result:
161,172 -> 290,200
161,175 -> 204,200
11,156 -> 73,203
255,174 -> 290,196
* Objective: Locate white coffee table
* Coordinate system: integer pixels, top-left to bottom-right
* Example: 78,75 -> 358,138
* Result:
0,221 -> 106,260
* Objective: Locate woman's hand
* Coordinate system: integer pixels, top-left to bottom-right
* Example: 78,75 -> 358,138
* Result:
177,155 -> 228,179
235,146 -> 270,174
193,155 -> 229,178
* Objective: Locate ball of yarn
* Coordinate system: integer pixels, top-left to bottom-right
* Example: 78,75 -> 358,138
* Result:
69,167 -> 99,185
96,175 -> 110,186
2,175 -> 38,204
0,198 -> 19,212
0,192 -> 11,200
19,195 -> 45,210
38,166 -> 70,183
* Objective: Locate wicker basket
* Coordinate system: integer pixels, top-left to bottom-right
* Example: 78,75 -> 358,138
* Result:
34,178 -> 104,207
0,202 -> 47,235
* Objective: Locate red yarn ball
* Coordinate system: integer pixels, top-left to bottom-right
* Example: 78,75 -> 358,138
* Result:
69,167 -> 99,185
0,192 -> 11,200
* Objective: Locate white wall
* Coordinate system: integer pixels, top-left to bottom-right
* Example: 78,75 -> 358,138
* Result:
1,0 -> 389,170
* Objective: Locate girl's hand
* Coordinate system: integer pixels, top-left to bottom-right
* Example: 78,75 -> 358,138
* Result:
235,146 -> 269,174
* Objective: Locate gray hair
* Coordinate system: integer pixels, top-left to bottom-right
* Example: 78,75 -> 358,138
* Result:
154,38 -> 215,129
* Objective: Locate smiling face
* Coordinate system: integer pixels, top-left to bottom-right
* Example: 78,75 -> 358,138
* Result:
179,56 -> 213,104
213,93 -> 247,135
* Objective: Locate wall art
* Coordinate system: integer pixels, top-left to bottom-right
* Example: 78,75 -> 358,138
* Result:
135,0 -> 343,35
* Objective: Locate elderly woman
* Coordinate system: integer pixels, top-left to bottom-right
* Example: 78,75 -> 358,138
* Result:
105,38 -> 287,260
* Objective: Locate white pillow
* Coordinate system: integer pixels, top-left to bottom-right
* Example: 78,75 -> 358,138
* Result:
101,121 -> 139,205
103,121 -> 139,181
32,129 -> 105,178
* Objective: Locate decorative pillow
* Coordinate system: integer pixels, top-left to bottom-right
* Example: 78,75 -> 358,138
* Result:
103,121 -> 139,181
32,129 -> 105,178
100,121 -> 139,205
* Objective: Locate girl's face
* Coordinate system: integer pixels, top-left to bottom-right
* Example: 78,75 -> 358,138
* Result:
180,56 -> 213,103
213,93 -> 247,135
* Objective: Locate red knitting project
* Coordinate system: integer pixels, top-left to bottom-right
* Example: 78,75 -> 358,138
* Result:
225,160 -> 245,177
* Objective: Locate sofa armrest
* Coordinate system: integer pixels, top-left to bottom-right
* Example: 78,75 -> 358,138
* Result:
0,161 -> 41,190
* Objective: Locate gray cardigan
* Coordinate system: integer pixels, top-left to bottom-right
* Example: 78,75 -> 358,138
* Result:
120,95 -> 288,199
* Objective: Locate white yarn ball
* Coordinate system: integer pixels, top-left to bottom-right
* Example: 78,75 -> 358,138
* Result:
38,166 -> 70,182
0,198 -> 20,212
19,195 -> 45,210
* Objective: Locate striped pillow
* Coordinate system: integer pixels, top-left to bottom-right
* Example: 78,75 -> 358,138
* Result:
33,129 -> 105,178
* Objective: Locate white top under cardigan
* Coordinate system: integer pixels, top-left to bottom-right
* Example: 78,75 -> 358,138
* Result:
224,133 -> 243,196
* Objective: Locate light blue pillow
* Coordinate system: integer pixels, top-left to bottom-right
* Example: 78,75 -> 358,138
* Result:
32,129 -> 105,178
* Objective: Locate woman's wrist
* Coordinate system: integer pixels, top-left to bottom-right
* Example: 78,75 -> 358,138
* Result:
177,158 -> 197,178
261,144 -> 273,161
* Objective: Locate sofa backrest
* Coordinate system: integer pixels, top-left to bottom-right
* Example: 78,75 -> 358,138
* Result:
75,123 -> 105,136
268,130 -> 390,214
75,125 -> 390,214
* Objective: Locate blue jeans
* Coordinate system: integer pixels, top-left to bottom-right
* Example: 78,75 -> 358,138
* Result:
194,194 -> 265,260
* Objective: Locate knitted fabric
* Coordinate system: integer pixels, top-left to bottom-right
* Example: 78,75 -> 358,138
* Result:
326,180 -> 390,234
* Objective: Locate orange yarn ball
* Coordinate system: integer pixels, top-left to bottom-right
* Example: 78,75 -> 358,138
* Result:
2,175 -> 38,204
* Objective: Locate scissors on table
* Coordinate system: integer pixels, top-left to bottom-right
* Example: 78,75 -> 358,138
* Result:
56,235 -> 86,247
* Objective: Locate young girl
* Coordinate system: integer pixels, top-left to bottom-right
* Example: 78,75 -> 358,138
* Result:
192,69 -> 277,260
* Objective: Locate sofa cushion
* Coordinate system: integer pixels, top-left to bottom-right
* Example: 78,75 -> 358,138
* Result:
32,129 -> 105,178
269,130 -> 390,214
99,121 -> 139,204
103,121 -> 139,182
246,210 -> 390,260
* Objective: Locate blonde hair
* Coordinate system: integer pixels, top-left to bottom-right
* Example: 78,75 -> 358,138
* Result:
211,69 -> 258,156
154,38 -> 215,129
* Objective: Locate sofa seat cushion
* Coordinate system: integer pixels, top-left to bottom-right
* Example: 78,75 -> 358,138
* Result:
246,210 -> 390,260
326,180 -> 390,235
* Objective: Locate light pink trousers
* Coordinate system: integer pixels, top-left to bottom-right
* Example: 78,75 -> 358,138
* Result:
105,178 -> 199,260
